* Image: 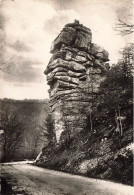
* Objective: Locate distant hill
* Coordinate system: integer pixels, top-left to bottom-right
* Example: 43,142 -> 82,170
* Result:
0,98 -> 50,161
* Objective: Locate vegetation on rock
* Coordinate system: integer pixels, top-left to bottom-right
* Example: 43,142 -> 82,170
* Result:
37,43 -> 133,186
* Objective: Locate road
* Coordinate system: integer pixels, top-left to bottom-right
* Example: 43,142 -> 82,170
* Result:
1,162 -> 134,195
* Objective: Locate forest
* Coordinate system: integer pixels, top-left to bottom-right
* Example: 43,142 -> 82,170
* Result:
0,98 -> 50,161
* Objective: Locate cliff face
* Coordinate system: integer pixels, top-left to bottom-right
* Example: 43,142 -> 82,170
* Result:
44,20 -> 109,142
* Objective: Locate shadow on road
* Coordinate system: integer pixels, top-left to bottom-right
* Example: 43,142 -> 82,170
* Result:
1,178 -> 28,195
1,178 -> 13,195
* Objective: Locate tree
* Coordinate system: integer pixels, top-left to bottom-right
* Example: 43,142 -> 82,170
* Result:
0,107 -> 25,161
41,113 -> 56,147
120,43 -> 133,69
99,44 -> 133,136
24,127 -> 44,159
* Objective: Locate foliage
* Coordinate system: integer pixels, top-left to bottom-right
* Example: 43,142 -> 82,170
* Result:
100,63 -> 132,111
107,149 -> 133,185
0,98 -> 49,161
0,107 -> 25,161
41,113 -> 56,148
98,44 -> 133,138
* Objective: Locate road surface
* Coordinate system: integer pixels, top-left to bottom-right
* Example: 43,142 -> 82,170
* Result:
1,162 -> 134,195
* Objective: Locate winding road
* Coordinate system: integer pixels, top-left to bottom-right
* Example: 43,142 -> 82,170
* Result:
1,162 -> 134,195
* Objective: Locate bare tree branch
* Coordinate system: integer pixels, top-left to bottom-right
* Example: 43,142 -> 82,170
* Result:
115,18 -> 134,36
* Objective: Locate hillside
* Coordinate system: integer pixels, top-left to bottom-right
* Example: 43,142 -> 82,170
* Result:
0,98 -> 50,161
37,105 -> 133,185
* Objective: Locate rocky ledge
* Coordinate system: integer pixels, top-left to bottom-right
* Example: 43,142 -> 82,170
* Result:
44,20 -> 109,142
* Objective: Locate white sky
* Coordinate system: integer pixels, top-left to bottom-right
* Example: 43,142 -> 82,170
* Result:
0,0 -> 133,99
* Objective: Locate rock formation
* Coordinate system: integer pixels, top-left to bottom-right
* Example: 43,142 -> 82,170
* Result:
44,20 -> 109,142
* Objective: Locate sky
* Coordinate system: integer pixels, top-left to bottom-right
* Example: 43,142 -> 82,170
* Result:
0,0 -> 133,99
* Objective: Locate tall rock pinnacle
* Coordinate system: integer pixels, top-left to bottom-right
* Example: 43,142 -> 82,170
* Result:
44,20 -> 109,142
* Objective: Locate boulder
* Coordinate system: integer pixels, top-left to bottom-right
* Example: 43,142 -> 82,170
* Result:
50,27 -> 76,53
75,30 -> 91,50
91,43 -> 109,61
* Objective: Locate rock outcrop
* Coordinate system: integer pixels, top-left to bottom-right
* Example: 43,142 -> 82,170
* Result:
44,20 -> 109,142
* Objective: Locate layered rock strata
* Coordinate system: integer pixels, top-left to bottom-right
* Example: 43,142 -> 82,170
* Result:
44,20 -> 109,142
